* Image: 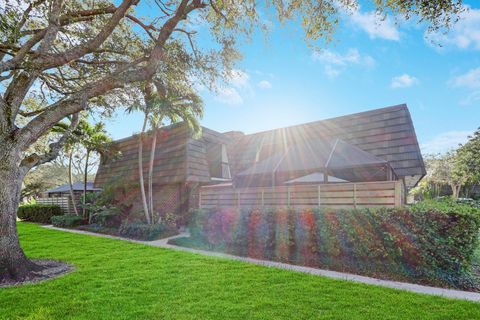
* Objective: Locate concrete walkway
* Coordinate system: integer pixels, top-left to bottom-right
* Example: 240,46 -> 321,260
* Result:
42,225 -> 480,302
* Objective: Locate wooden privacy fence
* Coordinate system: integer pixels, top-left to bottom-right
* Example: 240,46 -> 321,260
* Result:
36,197 -> 73,214
199,181 -> 405,210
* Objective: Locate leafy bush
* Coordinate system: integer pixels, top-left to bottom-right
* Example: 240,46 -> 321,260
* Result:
17,204 -> 63,223
91,207 -> 121,227
51,215 -> 85,228
119,222 -> 176,241
187,201 -> 480,289
247,208 -> 276,259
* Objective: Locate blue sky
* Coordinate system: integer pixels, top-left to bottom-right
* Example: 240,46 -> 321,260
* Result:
105,1 -> 480,155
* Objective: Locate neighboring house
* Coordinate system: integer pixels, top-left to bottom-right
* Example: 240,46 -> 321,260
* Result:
38,182 -> 102,214
95,104 -> 425,215
45,182 -> 102,199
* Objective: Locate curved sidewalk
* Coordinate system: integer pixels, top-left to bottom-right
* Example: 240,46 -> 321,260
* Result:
43,225 -> 480,302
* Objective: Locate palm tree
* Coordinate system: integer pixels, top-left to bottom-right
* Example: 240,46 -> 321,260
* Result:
131,81 -> 203,225
52,116 -> 82,216
76,121 -> 111,220
54,117 -> 111,218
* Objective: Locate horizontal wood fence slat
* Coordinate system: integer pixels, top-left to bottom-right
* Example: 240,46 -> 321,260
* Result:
199,181 -> 404,210
36,197 -> 73,214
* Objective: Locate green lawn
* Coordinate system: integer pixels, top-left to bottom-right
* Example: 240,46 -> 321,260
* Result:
1,224 -> 480,319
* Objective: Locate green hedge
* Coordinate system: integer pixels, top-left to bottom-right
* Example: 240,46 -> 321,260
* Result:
17,204 -> 63,223
51,215 -> 85,228
119,222 -> 175,241
188,201 -> 480,289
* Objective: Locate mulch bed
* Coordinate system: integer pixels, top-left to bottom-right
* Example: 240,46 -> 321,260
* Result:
0,259 -> 74,288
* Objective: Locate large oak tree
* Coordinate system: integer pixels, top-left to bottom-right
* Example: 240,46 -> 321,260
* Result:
0,0 -> 464,282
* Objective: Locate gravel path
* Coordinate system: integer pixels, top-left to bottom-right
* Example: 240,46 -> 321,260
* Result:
42,225 -> 480,302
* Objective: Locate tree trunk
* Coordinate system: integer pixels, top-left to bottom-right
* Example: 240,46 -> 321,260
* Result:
138,114 -> 150,224
0,154 -> 39,282
68,151 -> 79,216
148,124 -> 158,225
83,150 -> 90,221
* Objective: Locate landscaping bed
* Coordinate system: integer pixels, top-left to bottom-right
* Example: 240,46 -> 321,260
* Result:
169,200 -> 480,291
2,223 -> 480,319
52,218 -> 178,241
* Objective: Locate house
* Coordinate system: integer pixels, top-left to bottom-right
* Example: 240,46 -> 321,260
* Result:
37,182 -> 102,214
95,104 -> 425,215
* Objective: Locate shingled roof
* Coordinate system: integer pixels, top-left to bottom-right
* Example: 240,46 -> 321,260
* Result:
237,138 -> 388,176
227,104 -> 425,188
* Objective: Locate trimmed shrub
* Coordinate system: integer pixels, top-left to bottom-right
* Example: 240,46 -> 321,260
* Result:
187,201 -> 480,289
293,209 -> 318,266
189,208 -> 209,242
274,208 -> 295,262
119,222 -> 175,241
247,208 -> 276,259
51,215 -> 85,228
17,204 -> 63,223
231,209 -> 250,256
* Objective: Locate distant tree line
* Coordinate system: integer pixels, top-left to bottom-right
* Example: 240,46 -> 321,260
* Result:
412,128 -> 480,200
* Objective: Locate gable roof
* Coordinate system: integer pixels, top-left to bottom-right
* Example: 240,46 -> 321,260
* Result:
237,138 -> 388,176
227,104 -> 425,188
47,182 -> 102,193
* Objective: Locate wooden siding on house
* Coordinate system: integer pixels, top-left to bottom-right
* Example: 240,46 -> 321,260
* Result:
95,123 -> 190,187
95,123 -> 233,190
185,126 -> 232,183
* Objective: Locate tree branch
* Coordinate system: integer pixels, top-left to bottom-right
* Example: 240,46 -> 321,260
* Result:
16,0 -> 206,150
34,0 -> 138,70
20,113 -> 80,169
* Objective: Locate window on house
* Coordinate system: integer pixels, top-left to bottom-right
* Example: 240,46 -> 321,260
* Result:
207,143 -> 231,179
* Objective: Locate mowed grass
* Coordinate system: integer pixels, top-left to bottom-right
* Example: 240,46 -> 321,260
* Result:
1,224 -> 480,319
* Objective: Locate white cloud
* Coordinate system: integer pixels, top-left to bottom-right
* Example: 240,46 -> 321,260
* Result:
257,80 -> 272,89
421,130 -> 473,154
312,48 -> 375,78
350,10 -> 400,41
215,87 -> 243,106
215,69 -> 273,105
460,91 -> 480,106
427,6 -> 480,50
227,69 -> 250,89
324,65 -> 341,78
312,48 -> 361,65
450,67 -> 480,89
390,74 -> 419,88
214,69 -> 251,106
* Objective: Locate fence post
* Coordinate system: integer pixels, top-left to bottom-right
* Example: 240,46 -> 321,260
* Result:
318,185 -> 321,207
287,186 -> 291,207
353,183 -> 357,209
261,189 -> 265,207
394,181 -> 402,207
199,189 -> 202,209
237,191 -> 241,208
